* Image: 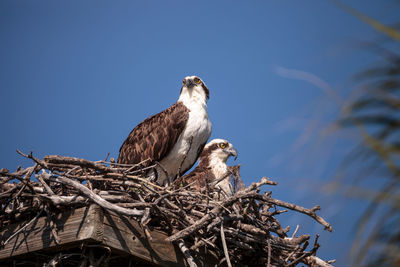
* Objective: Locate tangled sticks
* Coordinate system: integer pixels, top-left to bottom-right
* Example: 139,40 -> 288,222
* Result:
0,151 -> 334,267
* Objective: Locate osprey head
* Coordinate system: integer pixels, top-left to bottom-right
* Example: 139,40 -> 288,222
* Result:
201,139 -> 238,163
179,75 -> 210,102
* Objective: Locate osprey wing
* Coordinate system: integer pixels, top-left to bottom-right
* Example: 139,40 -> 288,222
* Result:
177,166 -> 214,191
118,102 -> 189,165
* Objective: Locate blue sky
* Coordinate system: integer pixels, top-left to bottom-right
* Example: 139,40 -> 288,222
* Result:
1,1 -> 398,265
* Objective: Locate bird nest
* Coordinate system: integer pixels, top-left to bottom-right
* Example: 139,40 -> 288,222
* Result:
0,151 -> 334,267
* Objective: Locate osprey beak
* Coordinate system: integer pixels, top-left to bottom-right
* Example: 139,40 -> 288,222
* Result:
185,79 -> 194,87
227,147 -> 238,160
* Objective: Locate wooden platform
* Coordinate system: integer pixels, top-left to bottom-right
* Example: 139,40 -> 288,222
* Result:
0,205 -> 209,266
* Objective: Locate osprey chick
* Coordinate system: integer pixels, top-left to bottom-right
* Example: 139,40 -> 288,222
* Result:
179,139 -> 237,197
118,76 -> 212,185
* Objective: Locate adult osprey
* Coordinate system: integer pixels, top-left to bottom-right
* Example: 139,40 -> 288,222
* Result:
118,76 -> 212,185
179,139 -> 238,197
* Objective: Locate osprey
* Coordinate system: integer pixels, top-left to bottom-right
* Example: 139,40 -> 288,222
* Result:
179,139 -> 238,197
118,76 -> 212,185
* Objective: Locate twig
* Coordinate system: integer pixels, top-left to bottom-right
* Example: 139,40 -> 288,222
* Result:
3,210 -> 43,246
104,152 -> 110,162
44,252 -> 62,267
177,239 -> 197,267
292,225 -> 299,238
267,238 -> 271,267
44,155 -> 112,172
43,173 -> 144,217
220,223 -> 232,267
16,150 -> 49,169
37,172 -> 55,195
255,193 -> 332,231
243,177 -> 278,193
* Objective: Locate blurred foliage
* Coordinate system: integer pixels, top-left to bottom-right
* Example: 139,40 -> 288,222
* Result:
329,0 -> 400,42
339,49 -> 400,266
334,2 -> 400,265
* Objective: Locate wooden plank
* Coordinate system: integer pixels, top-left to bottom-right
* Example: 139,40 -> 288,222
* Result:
102,211 -> 189,266
0,205 -> 219,266
0,205 -> 103,259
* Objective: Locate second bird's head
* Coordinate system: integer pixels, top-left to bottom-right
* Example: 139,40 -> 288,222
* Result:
201,139 -> 238,164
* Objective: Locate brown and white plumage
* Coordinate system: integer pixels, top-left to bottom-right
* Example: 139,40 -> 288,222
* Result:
179,139 -> 238,197
118,76 -> 212,185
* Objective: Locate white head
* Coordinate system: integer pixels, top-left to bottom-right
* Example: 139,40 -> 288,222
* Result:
201,139 -> 237,197
200,139 -> 238,167
178,75 -> 210,105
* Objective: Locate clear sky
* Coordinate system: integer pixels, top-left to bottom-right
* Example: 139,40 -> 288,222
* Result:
1,1 -> 398,265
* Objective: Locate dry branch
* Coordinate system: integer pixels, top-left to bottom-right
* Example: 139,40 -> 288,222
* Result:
0,152 -> 334,266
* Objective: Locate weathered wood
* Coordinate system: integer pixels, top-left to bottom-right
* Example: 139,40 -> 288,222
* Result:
102,210 -> 189,266
0,205 -> 103,259
0,205 -> 208,266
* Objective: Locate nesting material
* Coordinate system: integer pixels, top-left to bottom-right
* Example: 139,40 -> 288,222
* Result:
0,151 -> 334,266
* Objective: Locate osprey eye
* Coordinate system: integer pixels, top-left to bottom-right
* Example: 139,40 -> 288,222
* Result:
182,79 -> 186,86
219,143 -> 227,149
194,78 -> 201,84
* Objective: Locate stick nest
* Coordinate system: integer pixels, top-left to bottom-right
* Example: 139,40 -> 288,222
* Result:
0,151 -> 334,267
